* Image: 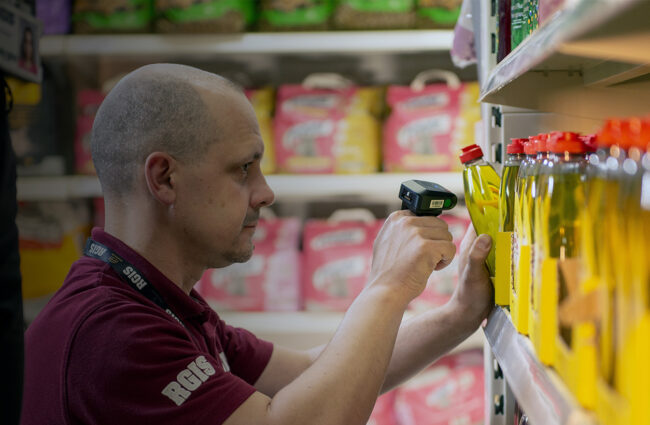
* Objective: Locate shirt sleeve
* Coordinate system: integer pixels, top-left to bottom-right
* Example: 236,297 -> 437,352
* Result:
218,318 -> 274,386
66,299 -> 259,425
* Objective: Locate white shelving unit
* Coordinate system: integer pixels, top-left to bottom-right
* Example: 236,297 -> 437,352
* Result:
40,30 -> 453,57
480,0 -> 650,120
16,172 -> 464,202
475,0 -> 650,424
221,310 -> 484,352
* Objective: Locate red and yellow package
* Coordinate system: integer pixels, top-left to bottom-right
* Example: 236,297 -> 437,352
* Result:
273,85 -> 381,174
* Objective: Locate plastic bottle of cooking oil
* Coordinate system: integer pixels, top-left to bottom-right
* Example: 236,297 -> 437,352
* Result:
460,144 -> 500,277
627,119 -> 650,425
511,139 -> 537,334
495,138 -> 525,306
615,118 -> 650,425
528,133 -> 551,347
536,132 -> 591,402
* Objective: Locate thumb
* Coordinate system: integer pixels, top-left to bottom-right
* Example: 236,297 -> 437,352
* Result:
466,234 -> 492,280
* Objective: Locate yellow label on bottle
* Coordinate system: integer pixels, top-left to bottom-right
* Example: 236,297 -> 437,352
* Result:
494,231 -> 512,306
513,244 -> 530,335
539,257 -> 558,365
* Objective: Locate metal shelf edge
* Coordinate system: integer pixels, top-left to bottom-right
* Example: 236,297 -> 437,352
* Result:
483,306 -> 597,425
16,173 -> 464,202
479,0 -> 646,102
40,31 -> 453,56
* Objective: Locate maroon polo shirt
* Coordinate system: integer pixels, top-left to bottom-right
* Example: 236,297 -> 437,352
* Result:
22,228 -> 273,425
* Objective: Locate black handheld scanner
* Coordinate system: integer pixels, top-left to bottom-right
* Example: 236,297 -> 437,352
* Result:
399,180 -> 457,216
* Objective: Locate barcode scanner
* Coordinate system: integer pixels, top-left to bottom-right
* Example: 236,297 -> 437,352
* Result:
399,180 -> 457,216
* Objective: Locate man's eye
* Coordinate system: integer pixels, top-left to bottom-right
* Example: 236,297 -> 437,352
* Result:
242,162 -> 252,173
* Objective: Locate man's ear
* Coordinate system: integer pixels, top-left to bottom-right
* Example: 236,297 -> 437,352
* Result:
144,152 -> 177,205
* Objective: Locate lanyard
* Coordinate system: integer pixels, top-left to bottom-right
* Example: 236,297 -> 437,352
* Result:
83,238 -> 185,328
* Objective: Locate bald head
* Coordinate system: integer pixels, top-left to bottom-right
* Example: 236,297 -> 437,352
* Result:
91,63 -> 241,196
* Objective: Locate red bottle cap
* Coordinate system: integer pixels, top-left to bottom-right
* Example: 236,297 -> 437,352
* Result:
523,140 -> 537,155
580,134 -> 598,152
597,119 -> 625,148
459,144 -> 484,164
547,132 -> 586,154
626,117 -> 650,151
507,138 -> 526,154
532,135 -> 547,153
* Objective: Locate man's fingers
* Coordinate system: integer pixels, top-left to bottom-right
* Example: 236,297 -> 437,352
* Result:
466,234 -> 492,280
430,240 -> 457,271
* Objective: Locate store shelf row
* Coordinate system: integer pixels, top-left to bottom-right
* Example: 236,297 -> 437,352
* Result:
221,310 -> 484,352
16,172 -> 464,202
39,30 -> 454,57
483,306 -> 597,425
480,0 -> 650,120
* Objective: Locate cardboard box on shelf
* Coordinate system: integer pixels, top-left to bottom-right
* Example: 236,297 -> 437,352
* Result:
383,82 -> 480,173
273,85 -> 381,174
394,349 -> 484,425
197,218 -> 302,312
74,90 -> 104,175
302,218 -> 384,311
17,201 -> 92,299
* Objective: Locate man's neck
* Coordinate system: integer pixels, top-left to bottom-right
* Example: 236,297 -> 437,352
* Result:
104,217 -> 200,295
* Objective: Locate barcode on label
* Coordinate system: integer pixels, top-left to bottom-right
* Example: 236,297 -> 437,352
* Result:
429,199 -> 444,208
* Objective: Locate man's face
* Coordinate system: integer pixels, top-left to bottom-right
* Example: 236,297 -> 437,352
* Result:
172,89 -> 274,269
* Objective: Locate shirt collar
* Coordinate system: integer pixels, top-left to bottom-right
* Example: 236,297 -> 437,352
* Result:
91,227 -> 211,322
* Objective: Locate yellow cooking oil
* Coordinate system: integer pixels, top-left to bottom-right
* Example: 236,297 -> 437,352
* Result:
511,140 -> 537,334
632,125 -> 650,425
495,139 -> 525,306
593,120 -> 635,425
538,133 -> 590,401
460,144 -> 500,277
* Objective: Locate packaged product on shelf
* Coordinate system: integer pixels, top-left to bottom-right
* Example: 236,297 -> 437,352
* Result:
245,87 -> 276,174
518,134 -> 549,336
590,119 -> 650,425
494,138 -> 524,307
259,0 -> 333,31
368,391 -> 398,425
510,0 -> 529,50
383,78 -> 479,173
627,118 -> 650,425
415,0 -> 461,29
273,84 -> 381,174
496,0 -> 511,62
511,138 -> 536,335
302,218 -> 384,311
409,212 -> 470,313
36,0 -> 71,34
72,0 -> 154,34
197,218 -> 301,312
156,0 -> 255,33
333,0 -> 415,29
459,143 -> 499,277
534,132 -> 591,402
74,90 -> 105,175
7,76 -> 65,176
394,349 -> 484,425
17,201 -> 92,299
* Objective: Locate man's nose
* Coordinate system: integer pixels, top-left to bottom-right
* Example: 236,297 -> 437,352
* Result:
252,175 -> 275,208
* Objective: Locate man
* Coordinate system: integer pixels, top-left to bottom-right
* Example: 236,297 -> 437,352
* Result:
22,63 -> 493,425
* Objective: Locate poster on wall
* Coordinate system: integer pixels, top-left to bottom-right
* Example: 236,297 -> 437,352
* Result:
0,2 -> 42,83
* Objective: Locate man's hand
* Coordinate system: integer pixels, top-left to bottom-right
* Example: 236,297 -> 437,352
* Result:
448,226 -> 494,332
368,210 -> 457,305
